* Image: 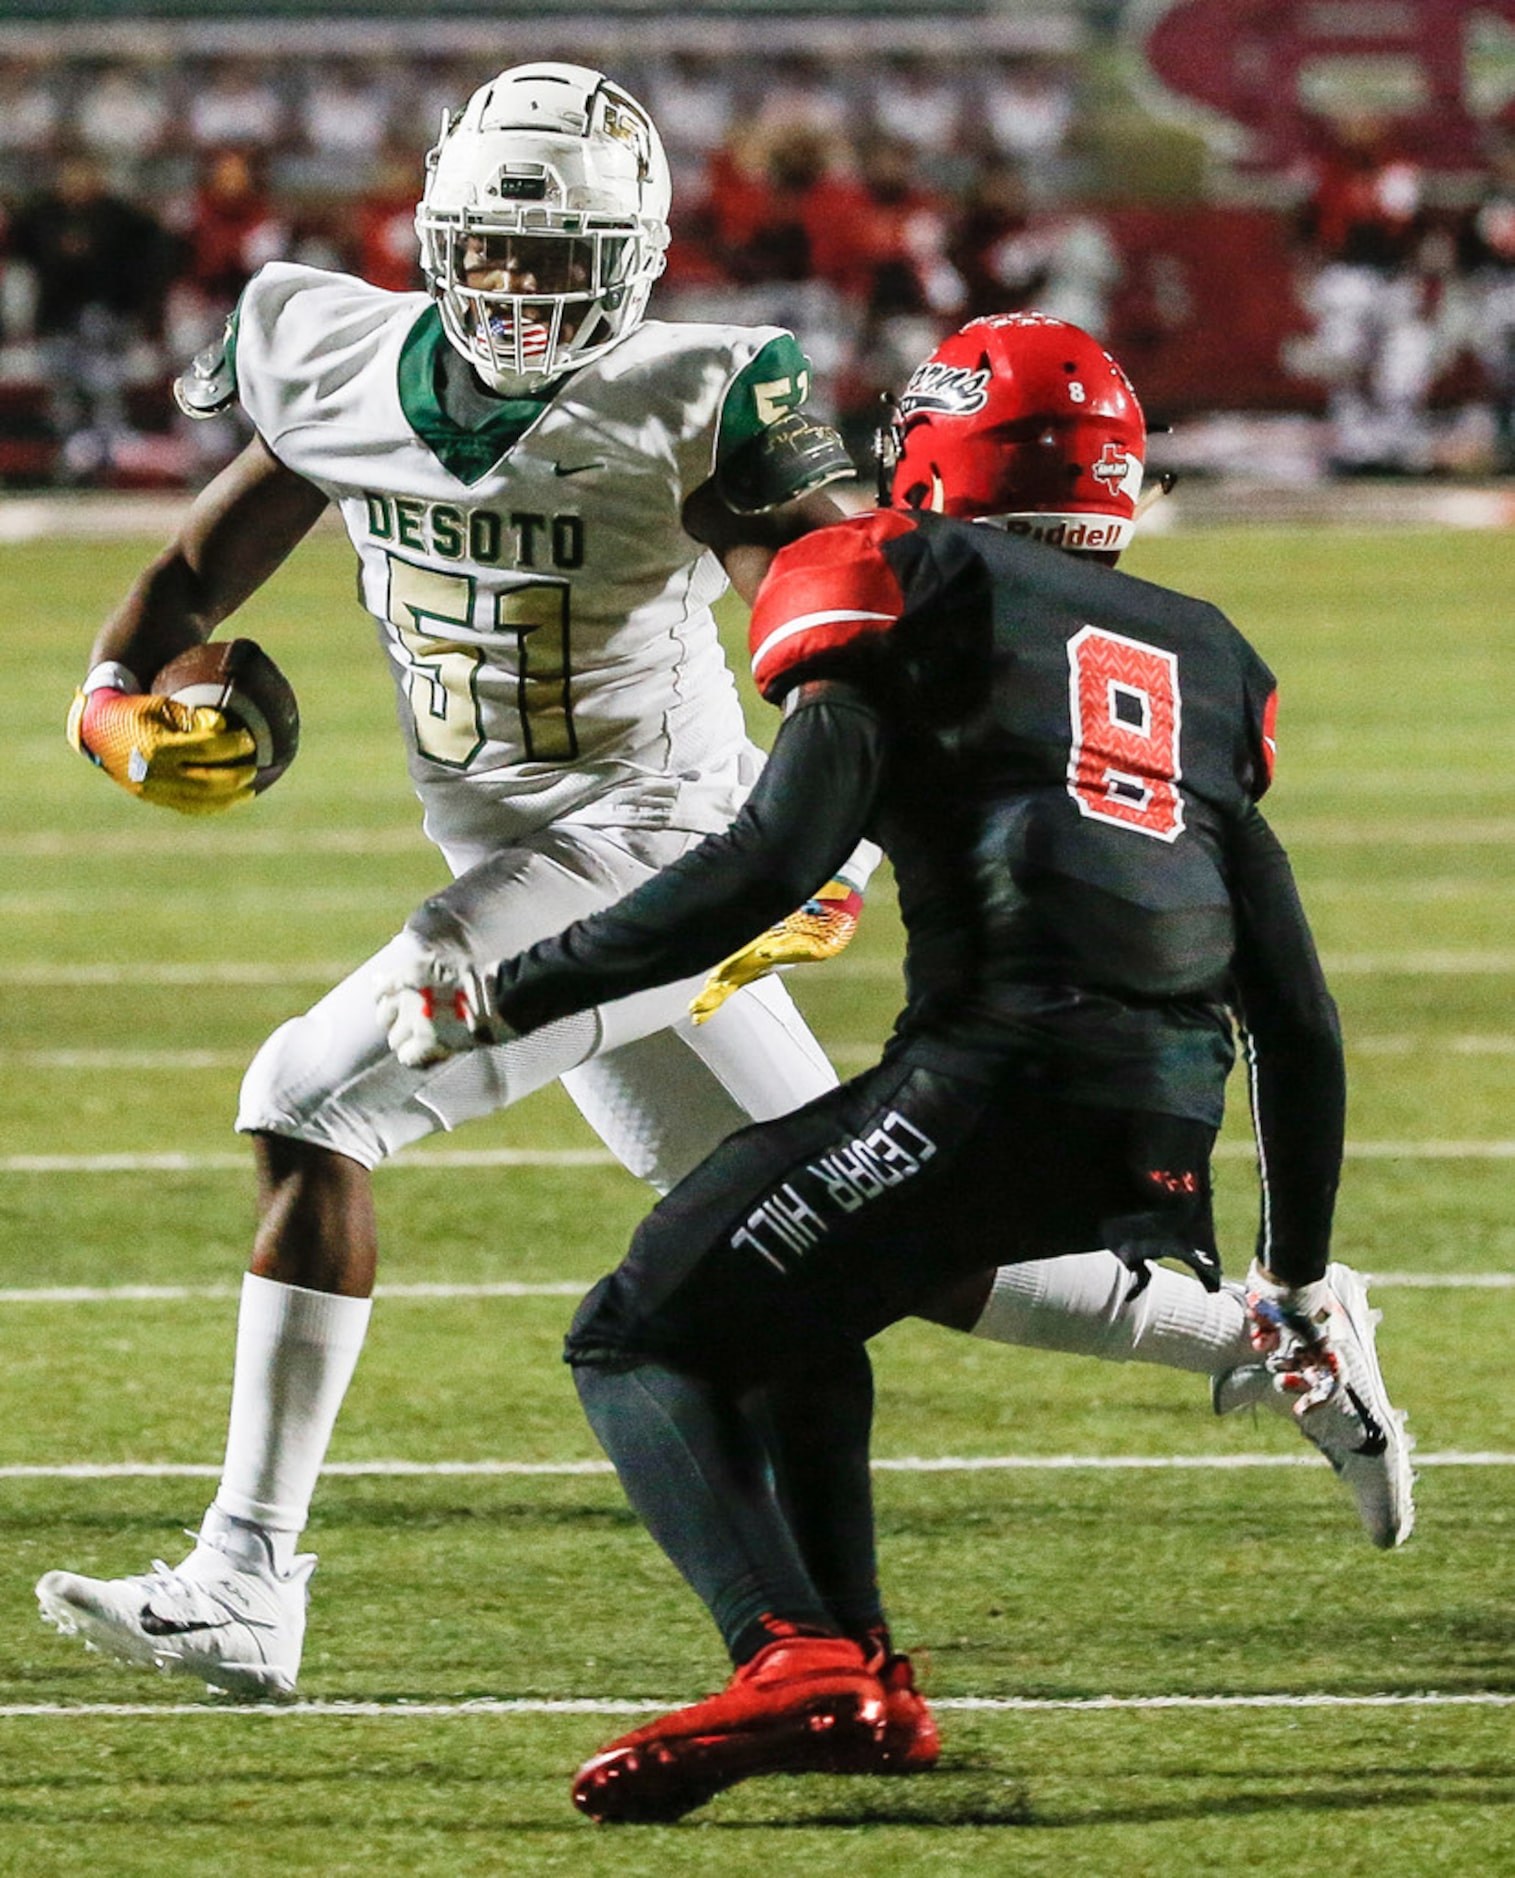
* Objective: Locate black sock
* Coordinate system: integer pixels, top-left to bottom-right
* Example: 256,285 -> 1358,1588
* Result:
751,1340 -> 886,1644
574,1358 -> 834,1661
726,1611 -> 843,1667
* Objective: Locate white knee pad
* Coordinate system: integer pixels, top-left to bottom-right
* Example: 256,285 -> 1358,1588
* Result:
235,825 -> 671,1167
236,935 -> 600,1169
236,823 -> 837,1184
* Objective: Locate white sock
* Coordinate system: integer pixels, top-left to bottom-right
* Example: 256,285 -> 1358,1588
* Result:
204,1273 -> 372,1570
971,1252 -> 1252,1374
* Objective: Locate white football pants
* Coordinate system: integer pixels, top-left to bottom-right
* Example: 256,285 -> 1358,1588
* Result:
236,817 -> 838,1189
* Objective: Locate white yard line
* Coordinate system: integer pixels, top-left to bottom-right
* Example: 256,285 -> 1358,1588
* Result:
9,1034 -> 1515,1072
1306,878 -> 1515,899
1319,951 -> 1515,973
0,1691 -> 1510,1718
1350,1035 -> 1515,1055
0,1270 -> 1507,1305
0,494 -> 192,540
9,949 -> 1515,988
9,963 -> 353,985
1354,1271 -> 1515,1287
1194,817 -> 1515,846
10,817 -> 1515,857
0,1149 -> 616,1172
0,1281 -> 588,1303
7,1141 -> 1515,1173
0,1050 -> 249,1070
0,1451 -> 1509,1482
0,830 -> 420,858
0,891 -> 412,916
10,881 -> 1513,914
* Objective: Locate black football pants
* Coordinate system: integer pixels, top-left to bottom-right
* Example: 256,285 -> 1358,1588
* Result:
566,1046 -> 1217,1662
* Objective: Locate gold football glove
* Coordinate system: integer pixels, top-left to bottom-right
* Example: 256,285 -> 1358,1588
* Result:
67,685 -> 257,815
690,880 -> 864,1024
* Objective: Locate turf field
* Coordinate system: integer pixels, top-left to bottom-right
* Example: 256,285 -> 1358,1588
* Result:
2,516 -> 1513,1875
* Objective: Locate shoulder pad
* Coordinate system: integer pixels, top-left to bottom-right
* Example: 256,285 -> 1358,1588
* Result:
749,510 -> 914,699
173,314 -> 238,419
716,409 -> 856,515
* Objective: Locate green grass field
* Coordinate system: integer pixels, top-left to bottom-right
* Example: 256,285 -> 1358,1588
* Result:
2,519 -> 1513,1875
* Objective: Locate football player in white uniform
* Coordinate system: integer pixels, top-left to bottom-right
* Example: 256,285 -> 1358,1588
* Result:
36,64 -> 1408,1703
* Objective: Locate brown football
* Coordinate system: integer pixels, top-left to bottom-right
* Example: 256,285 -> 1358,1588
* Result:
150,638 -> 300,794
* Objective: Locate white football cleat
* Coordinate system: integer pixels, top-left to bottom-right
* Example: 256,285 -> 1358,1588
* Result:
1213,1262 -> 1415,1550
36,1526 -> 314,1697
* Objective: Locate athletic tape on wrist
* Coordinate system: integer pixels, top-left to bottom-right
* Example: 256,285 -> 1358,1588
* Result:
81,660 -> 141,695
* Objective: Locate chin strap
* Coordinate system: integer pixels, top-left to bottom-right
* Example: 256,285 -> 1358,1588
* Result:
1134,470 -> 1179,521
873,392 -> 903,507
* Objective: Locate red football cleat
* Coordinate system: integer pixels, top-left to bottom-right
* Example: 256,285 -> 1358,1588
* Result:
572,1635 -> 887,1824
875,1652 -> 941,1772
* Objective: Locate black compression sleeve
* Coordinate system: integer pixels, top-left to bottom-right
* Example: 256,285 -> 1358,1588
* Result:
491,681 -> 889,1036
1227,805 -> 1345,1286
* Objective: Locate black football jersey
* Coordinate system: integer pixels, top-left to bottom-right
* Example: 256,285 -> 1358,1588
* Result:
744,509 -> 1278,1119
487,505 -> 1339,1275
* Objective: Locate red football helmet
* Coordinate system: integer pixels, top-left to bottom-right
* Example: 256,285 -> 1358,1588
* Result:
885,312 -> 1146,555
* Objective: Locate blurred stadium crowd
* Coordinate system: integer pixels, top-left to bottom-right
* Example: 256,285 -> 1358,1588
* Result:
5,43 -> 1515,488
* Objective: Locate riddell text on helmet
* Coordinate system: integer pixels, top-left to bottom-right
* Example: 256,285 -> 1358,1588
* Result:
1006,516 -> 1130,551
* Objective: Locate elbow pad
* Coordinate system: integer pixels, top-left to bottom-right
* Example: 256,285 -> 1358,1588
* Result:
715,411 -> 855,515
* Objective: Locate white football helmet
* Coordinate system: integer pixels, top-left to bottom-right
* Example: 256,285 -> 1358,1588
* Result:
416,62 -> 671,391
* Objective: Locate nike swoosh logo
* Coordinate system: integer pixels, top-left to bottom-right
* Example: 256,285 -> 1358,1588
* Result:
140,1610 -> 237,1637
1343,1384 -> 1388,1455
140,1598 -> 277,1636
553,460 -> 605,477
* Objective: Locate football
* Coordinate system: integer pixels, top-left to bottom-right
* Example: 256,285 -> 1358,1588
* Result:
150,638 -> 300,794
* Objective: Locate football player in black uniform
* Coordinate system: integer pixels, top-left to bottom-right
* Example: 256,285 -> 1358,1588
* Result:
378,314 -> 1410,1822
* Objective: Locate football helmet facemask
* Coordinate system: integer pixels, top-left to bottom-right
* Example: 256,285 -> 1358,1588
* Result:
416,61 -> 671,391
883,313 -> 1146,556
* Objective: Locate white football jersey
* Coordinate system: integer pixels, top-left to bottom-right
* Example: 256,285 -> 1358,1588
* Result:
231,262 -> 822,855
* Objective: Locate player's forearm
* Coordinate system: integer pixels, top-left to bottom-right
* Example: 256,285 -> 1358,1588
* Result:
88,439 -> 328,678
1239,1019 -> 1345,1285
1229,807 -> 1346,1284
689,485 -> 848,606
89,548 -> 223,678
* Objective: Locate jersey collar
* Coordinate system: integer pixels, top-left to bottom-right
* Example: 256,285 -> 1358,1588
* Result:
397,305 -> 563,486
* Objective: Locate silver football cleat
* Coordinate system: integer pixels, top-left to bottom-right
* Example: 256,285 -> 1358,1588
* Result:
37,1524 -> 314,1697
1213,1262 -> 1414,1549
